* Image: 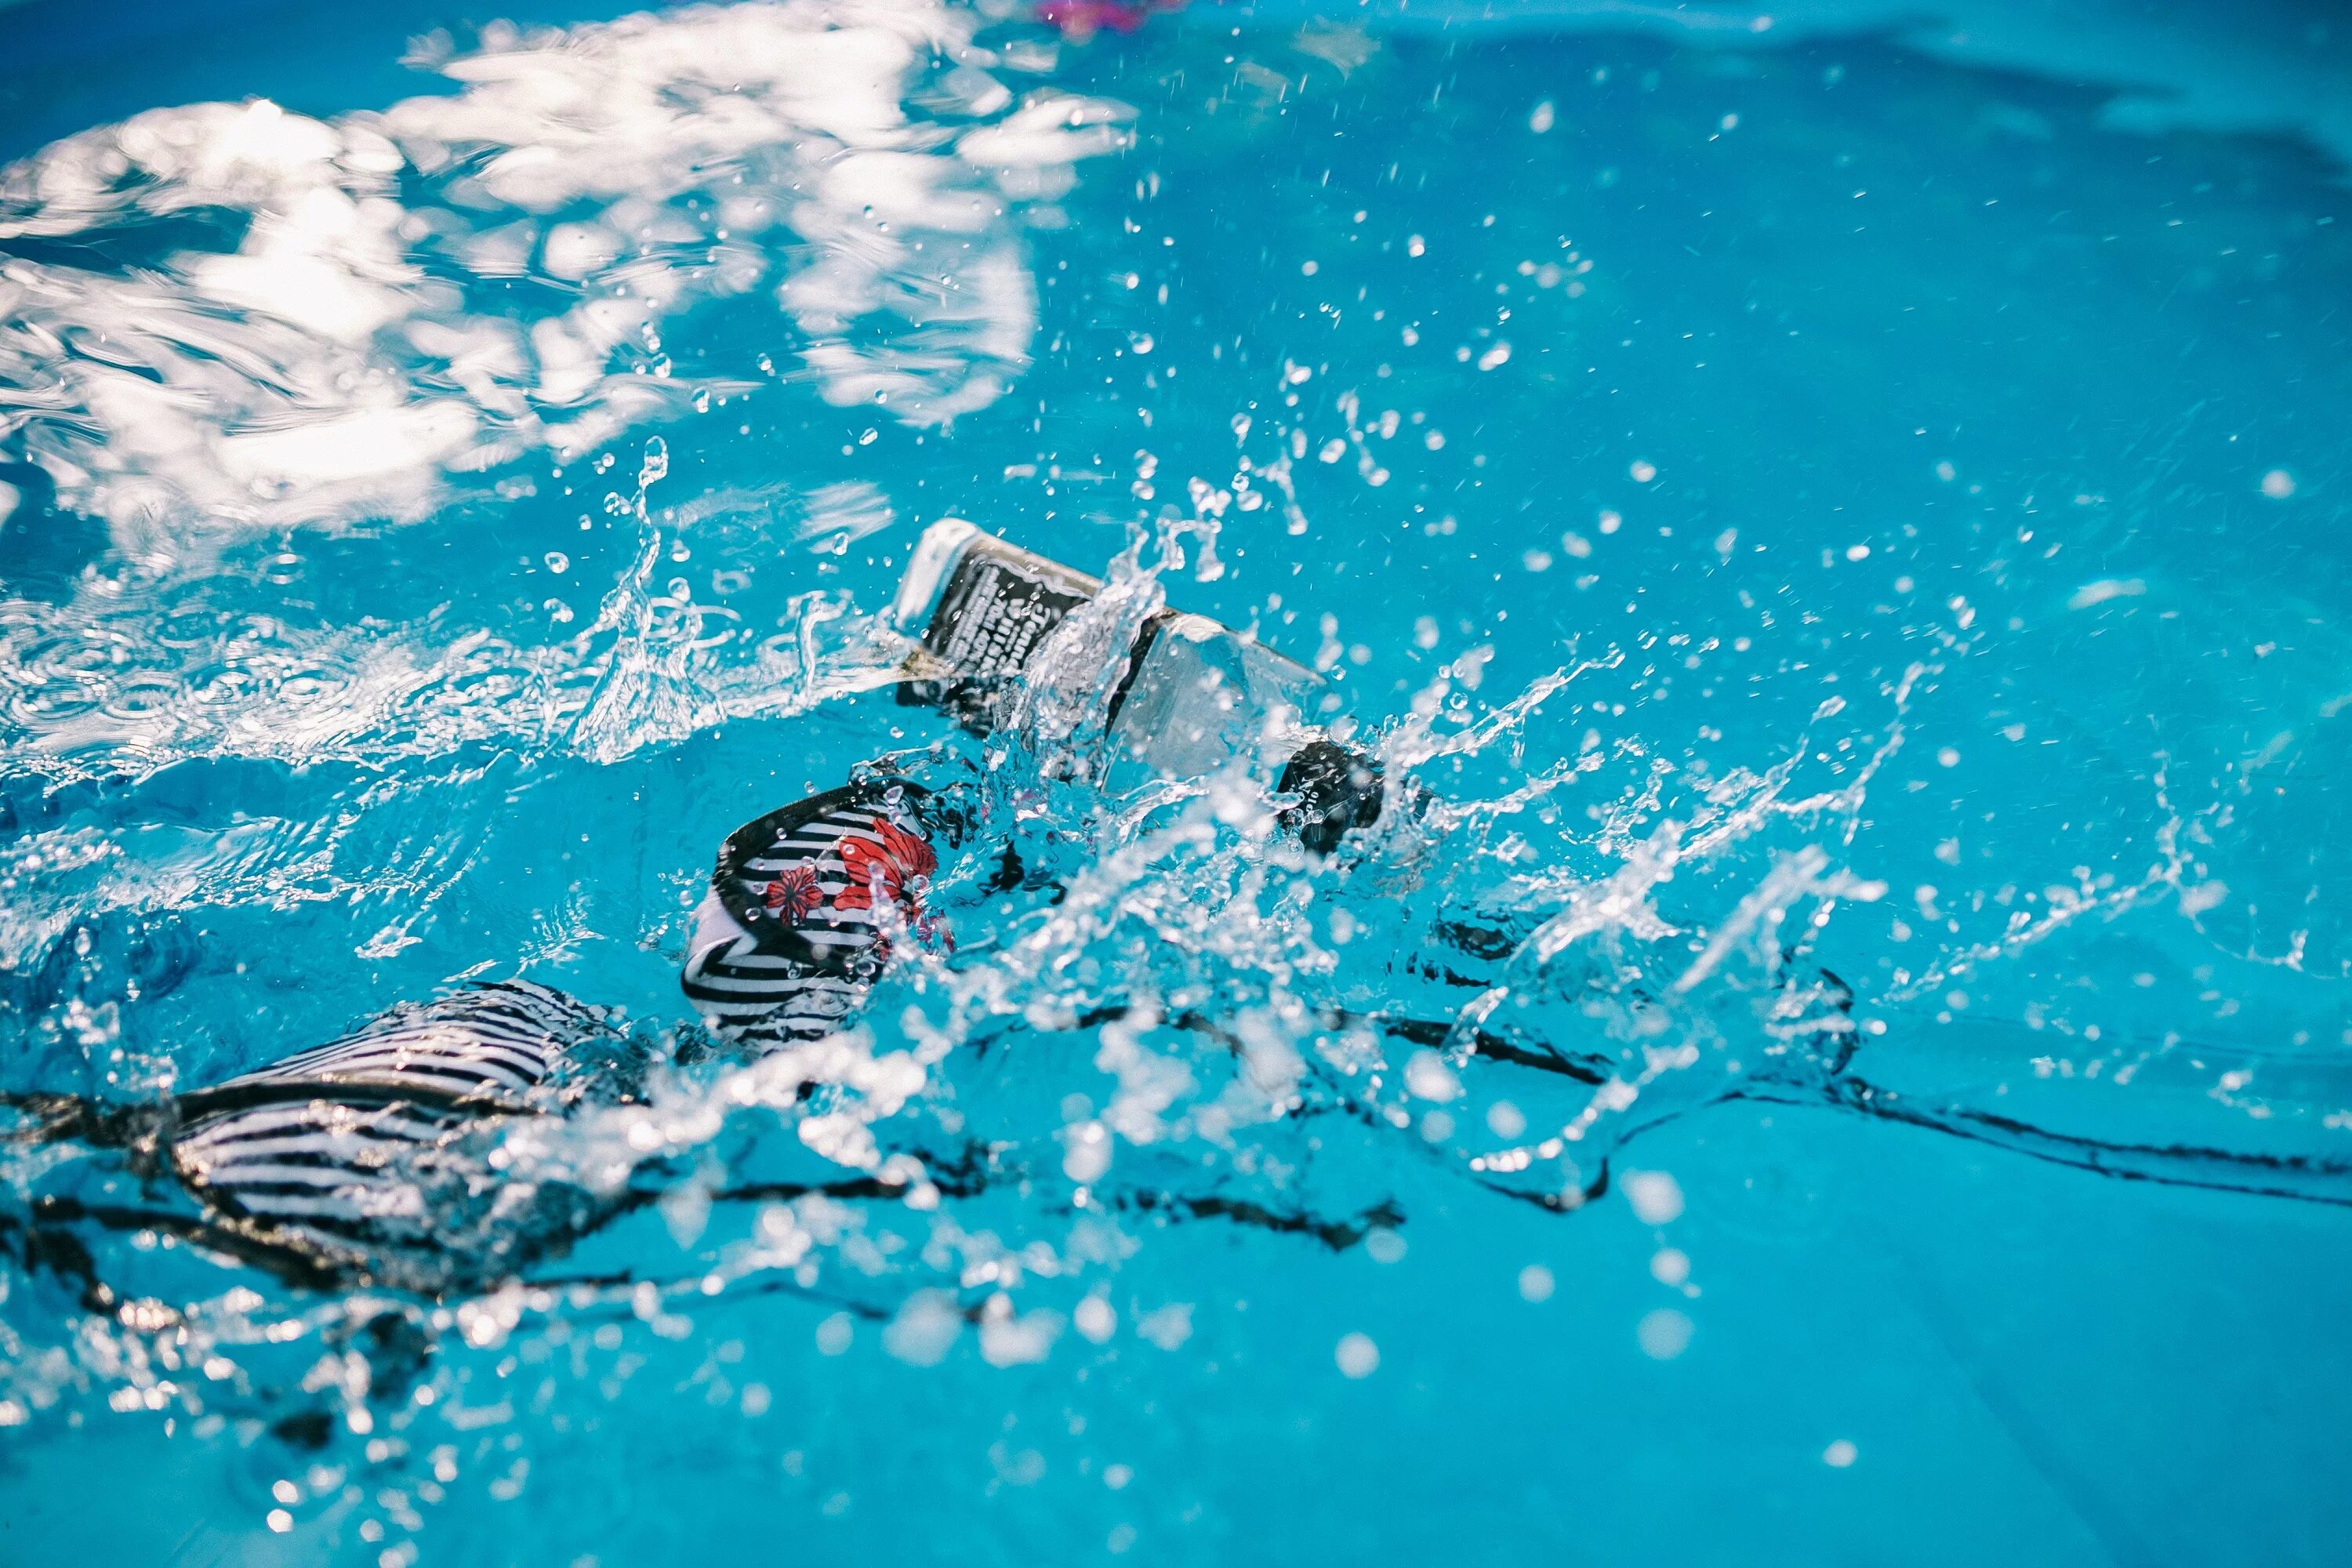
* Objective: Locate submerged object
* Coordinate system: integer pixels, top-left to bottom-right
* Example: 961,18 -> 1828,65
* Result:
14,983 -> 641,1292
682,528 -> 1388,1045
893,519 -> 1389,848
1276,738 -> 1387,858
682,780 -> 958,1048
891,518 -> 1326,782
683,528 -> 1395,1047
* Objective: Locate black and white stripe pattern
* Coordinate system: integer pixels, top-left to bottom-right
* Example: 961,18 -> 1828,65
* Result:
172,1098 -> 481,1230
209,981 -> 597,1103
166,982 -> 615,1285
682,784 -> 942,1049
681,893 -> 870,1047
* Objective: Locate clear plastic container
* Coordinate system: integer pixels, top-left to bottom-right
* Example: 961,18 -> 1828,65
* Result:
890,518 -> 1321,779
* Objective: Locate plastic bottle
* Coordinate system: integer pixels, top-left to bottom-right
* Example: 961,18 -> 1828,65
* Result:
889,518 -> 1326,782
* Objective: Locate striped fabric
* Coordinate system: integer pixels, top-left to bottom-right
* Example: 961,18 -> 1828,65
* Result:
680,894 -> 872,1047
682,783 -> 945,1049
172,1098 -> 480,1228
167,982 -> 613,1281
210,981 -> 596,1102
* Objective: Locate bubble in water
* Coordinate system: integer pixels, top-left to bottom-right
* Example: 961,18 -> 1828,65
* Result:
1404,1049 -> 1462,1102
2260,469 -> 2296,499
1530,100 -> 1556,133
1823,1439 -> 1859,1468
1518,1265 -> 1555,1303
1335,1332 -> 1380,1378
882,1290 -> 962,1367
1638,1308 -> 1694,1359
1135,1305 -> 1192,1351
1062,1120 -> 1112,1182
979,1304 -> 1062,1367
1623,1171 -> 1685,1225
1074,1297 -> 1117,1344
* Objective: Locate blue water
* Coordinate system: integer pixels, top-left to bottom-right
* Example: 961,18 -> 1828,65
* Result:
3,2 -> 2350,1563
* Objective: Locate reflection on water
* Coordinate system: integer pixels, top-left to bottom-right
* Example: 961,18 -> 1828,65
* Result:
0,0 -> 1123,546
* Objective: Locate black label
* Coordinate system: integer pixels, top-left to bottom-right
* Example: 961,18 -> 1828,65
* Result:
900,543 -> 1098,727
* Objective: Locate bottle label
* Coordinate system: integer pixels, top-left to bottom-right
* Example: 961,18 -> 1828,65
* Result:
891,522 -> 1322,775
901,537 -> 1100,725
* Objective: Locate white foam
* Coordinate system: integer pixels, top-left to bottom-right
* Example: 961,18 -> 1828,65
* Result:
0,0 -> 1129,544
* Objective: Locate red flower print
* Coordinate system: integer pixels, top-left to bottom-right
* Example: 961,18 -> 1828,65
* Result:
761,864 -> 822,923
833,817 -> 938,917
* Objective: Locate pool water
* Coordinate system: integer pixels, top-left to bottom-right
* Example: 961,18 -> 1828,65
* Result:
3,2 -> 2350,1563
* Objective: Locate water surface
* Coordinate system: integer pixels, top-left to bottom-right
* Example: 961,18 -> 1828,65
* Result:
2,2 -> 2348,1563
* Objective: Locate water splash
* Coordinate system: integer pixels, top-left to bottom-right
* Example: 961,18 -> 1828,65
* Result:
8,603 -> 2352,1483
0,457 -> 913,786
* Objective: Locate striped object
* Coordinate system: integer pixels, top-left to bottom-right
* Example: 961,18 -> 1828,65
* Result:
167,982 -> 620,1288
204,981 -> 597,1103
682,782 -> 946,1048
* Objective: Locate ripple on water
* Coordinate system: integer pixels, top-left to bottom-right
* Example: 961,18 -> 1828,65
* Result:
0,0 -> 1131,546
